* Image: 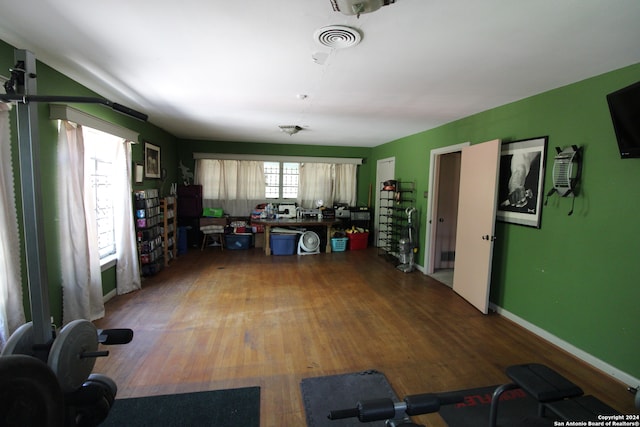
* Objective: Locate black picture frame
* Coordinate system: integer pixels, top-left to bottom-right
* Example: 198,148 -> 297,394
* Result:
144,142 -> 161,179
497,136 -> 548,228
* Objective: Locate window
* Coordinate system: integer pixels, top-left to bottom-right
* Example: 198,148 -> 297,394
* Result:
194,155 -> 359,216
83,127 -> 120,261
265,161 -> 299,199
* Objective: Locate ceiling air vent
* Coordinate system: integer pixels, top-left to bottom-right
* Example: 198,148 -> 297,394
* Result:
314,25 -> 362,49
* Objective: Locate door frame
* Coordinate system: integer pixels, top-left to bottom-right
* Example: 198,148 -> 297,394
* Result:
424,142 -> 470,274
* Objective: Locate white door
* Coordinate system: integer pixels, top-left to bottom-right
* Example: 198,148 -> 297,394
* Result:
375,158 -> 395,247
452,139 -> 501,314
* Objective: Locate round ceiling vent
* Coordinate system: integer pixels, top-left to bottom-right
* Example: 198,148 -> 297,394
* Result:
314,25 -> 362,49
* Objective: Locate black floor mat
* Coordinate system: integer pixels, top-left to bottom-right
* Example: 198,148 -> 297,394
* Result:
300,370 -> 400,427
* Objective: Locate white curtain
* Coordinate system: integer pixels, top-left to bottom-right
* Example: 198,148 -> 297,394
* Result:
0,103 -> 25,349
195,159 -> 265,216
57,121 -> 104,324
297,163 -> 334,208
333,163 -> 358,206
112,140 -> 141,295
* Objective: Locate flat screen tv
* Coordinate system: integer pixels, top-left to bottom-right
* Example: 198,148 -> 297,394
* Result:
606,80 -> 640,159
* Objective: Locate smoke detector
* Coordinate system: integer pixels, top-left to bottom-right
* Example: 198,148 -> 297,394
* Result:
314,25 -> 362,49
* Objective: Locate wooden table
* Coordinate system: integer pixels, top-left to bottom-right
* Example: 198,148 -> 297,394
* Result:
252,218 -> 339,255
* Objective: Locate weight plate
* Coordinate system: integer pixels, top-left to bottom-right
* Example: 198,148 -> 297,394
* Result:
0,354 -> 64,426
48,319 -> 98,393
1,321 -> 35,356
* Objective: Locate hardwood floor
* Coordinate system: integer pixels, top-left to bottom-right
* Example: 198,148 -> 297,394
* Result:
94,247 -> 636,426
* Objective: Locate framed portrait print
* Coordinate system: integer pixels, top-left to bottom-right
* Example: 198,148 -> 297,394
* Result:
144,142 -> 161,179
496,136 -> 548,228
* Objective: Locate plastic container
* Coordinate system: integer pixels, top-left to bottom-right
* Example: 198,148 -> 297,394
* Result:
225,233 -> 252,250
347,232 -> 369,250
330,237 -> 348,252
270,233 -> 298,255
202,207 -> 223,217
177,226 -> 188,255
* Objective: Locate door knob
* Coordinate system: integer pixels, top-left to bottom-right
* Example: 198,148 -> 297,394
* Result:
482,235 -> 496,241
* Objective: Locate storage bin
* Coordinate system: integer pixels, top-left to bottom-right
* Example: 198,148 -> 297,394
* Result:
177,226 -> 188,255
330,237 -> 348,252
202,207 -> 223,217
270,233 -> 298,255
225,233 -> 252,250
347,232 -> 369,250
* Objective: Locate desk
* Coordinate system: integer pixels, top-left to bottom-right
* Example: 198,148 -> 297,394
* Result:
252,218 -> 339,256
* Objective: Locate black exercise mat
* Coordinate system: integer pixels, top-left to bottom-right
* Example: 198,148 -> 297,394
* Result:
438,385 -> 559,427
300,370 -> 400,427
101,386 -> 260,427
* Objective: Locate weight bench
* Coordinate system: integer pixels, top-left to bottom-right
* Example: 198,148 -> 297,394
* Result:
489,363 -> 619,426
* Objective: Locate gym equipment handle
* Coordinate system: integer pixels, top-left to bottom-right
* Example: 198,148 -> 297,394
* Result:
98,328 -> 134,345
328,392 -> 465,422
328,392 -> 464,423
327,407 -> 359,419
80,351 -> 109,359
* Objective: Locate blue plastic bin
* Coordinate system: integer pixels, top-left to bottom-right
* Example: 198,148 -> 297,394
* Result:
270,234 -> 298,255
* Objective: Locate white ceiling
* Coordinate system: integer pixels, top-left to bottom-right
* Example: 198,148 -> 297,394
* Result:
1,0 -> 639,147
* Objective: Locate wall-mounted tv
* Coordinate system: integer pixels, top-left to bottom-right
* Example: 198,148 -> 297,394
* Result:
606,80 -> 640,159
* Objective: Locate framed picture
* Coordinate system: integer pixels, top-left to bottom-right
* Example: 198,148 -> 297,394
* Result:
134,163 -> 144,183
144,142 -> 161,179
496,136 -> 548,228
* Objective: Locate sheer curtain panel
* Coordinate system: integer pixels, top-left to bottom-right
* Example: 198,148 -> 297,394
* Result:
195,159 -> 265,216
112,140 -> 141,295
333,163 -> 357,206
297,163 -> 334,208
0,103 -> 25,349
57,121 -> 105,324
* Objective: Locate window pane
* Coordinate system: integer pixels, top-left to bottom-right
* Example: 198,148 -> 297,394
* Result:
84,127 -> 118,260
90,157 -> 116,259
264,161 -> 280,199
282,162 -> 298,199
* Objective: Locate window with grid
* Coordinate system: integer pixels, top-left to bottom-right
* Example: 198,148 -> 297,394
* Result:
84,128 -> 118,260
265,161 -> 299,199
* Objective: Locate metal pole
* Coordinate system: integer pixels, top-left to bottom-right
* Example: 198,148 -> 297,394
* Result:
14,49 -> 53,358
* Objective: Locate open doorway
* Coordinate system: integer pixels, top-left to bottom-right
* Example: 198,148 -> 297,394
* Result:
424,143 -> 469,287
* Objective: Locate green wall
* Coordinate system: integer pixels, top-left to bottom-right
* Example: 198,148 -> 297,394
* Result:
2,40 -> 178,324
370,63 -> 640,380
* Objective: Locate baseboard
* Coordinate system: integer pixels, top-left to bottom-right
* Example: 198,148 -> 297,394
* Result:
490,303 -> 639,388
103,288 -> 117,304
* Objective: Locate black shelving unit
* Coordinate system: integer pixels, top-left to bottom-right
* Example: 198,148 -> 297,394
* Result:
161,196 -> 177,267
377,181 -> 415,262
135,189 -> 163,276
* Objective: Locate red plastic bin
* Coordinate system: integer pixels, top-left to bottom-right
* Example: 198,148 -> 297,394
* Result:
347,232 -> 369,250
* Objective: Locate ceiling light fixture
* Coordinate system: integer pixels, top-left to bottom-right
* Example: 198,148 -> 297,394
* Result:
279,125 -> 303,136
330,0 -> 396,18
